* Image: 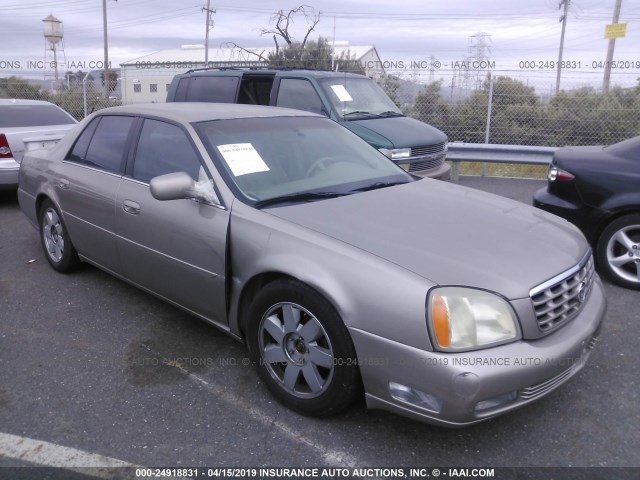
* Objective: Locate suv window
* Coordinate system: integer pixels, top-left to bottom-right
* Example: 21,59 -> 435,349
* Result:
67,115 -> 133,173
132,119 -> 202,183
175,76 -> 239,103
0,104 -> 75,128
238,76 -> 273,105
276,79 -> 324,115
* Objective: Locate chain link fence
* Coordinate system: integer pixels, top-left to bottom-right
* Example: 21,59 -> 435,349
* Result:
385,69 -> 640,148
3,66 -> 639,150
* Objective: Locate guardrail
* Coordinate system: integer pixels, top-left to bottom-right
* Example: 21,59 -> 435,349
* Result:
446,143 -> 557,182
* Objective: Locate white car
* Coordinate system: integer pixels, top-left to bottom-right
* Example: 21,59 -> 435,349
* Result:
0,99 -> 76,189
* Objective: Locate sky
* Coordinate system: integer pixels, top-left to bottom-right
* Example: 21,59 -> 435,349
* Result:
1,0 -> 638,91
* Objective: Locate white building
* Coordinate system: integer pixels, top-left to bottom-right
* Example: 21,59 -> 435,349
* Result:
120,43 -> 384,104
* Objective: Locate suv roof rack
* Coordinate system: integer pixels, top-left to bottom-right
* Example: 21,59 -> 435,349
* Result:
184,66 -> 363,75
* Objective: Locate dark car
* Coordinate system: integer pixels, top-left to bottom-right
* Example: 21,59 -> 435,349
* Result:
166,68 -> 450,178
534,136 -> 640,290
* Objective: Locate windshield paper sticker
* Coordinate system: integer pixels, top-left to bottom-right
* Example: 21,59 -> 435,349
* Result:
330,84 -> 353,102
216,143 -> 270,177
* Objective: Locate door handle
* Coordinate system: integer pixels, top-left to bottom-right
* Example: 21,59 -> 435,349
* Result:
122,199 -> 141,215
56,178 -> 69,190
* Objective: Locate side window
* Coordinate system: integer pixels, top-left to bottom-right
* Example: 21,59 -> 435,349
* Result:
276,79 -> 324,115
238,76 -> 274,105
178,76 -> 240,103
67,115 -> 133,174
132,119 -> 202,183
67,117 -> 100,162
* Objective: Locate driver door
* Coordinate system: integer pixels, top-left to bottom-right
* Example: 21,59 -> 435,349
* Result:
115,118 -> 229,325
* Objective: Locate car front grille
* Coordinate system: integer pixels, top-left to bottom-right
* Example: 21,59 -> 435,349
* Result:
407,142 -> 447,173
529,252 -> 595,333
410,142 -> 447,157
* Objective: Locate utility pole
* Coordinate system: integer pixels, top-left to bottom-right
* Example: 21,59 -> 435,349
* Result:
102,0 -> 109,98
203,0 -> 215,65
603,0 -> 623,93
556,0 -> 570,95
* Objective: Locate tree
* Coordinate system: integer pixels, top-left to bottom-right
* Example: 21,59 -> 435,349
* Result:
100,70 -> 118,97
262,5 -> 320,56
0,76 -> 48,100
226,5 -> 365,72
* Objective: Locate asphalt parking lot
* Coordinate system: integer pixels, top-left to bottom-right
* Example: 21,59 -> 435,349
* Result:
0,177 -> 639,475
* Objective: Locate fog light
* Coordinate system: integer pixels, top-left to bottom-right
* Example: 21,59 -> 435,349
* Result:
474,391 -> 517,413
389,382 -> 442,413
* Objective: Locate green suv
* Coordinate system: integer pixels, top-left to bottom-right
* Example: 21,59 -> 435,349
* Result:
166,69 -> 449,178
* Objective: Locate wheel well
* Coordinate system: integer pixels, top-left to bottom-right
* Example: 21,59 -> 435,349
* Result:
593,209 -> 640,246
35,193 -> 51,218
237,272 -> 297,339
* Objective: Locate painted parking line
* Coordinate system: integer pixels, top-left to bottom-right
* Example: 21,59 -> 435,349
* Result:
0,431 -> 139,478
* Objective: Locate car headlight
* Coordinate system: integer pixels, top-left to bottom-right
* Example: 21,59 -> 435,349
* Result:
427,287 -> 521,352
379,147 -> 411,160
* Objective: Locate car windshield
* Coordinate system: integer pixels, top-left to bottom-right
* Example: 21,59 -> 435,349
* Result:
194,116 -> 412,206
0,104 -> 76,128
318,77 -> 402,120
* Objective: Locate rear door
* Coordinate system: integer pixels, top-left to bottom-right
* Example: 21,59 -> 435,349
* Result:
115,118 -> 229,324
57,114 -> 135,272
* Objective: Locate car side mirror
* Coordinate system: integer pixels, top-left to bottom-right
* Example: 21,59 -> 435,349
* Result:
150,172 -> 195,201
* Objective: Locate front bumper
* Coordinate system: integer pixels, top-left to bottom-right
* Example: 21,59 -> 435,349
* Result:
0,158 -> 19,190
351,277 -> 606,427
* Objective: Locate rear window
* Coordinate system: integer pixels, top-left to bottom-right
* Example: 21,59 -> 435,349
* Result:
174,76 -> 239,103
0,104 -> 75,128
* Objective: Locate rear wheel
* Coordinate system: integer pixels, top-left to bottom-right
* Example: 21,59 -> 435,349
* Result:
39,199 -> 81,273
247,279 -> 361,417
596,214 -> 640,290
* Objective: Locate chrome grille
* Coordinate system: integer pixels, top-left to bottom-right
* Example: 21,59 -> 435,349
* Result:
530,253 -> 595,333
408,156 -> 445,173
410,142 -> 447,157
402,142 -> 448,173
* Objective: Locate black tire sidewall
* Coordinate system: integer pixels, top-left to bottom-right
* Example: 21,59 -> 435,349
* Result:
38,200 -> 79,273
596,214 -> 640,290
246,279 -> 361,417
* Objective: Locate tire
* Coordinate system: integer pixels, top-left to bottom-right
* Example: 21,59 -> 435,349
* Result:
246,279 -> 361,417
39,199 -> 81,273
596,214 -> 640,290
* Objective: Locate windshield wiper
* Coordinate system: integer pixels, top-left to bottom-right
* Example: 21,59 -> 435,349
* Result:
349,180 -> 409,193
378,111 -> 404,118
254,191 -> 348,208
342,111 -> 380,119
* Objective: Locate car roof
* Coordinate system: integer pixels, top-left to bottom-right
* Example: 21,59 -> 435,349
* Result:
0,98 -> 61,106
96,102 -> 321,123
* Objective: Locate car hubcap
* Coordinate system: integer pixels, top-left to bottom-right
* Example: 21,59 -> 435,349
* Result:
43,208 -> 64,263
606,224 -> 640,284
259,302 -> 334,398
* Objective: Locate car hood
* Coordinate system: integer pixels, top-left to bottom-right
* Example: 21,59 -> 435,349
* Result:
341,116 -> 447,149
266,179 -> 588,300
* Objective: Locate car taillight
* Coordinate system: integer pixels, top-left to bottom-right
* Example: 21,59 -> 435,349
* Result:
548,165 -> 574,182
0,134 -> 13,159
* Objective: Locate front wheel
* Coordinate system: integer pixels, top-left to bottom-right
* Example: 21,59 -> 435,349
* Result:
596,214 -> 640,290
247,279 -> 361,417
39,199 -> 81,273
